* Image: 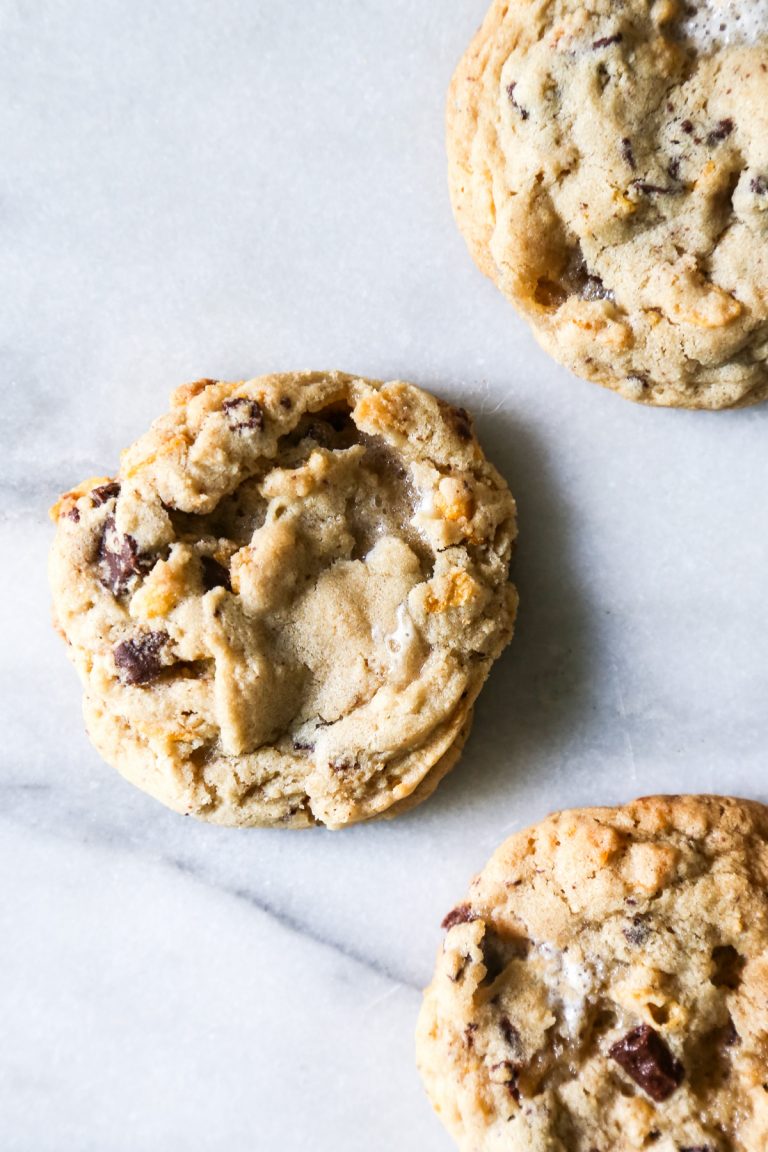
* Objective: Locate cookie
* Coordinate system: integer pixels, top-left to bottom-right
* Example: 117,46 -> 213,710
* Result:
447,1 -> 768,408
417,795 -> 768,1150
49,371 -> 517,828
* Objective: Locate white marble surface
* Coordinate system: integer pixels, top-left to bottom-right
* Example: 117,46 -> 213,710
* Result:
3,2 -> 768,1149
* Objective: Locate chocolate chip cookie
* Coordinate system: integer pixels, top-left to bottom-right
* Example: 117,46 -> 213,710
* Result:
417,795 -> 768,1149
448,1 -> 768,407
49,372 -> 517,828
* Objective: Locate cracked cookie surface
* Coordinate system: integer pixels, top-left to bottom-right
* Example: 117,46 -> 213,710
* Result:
448,0 -> 768,407
417,795 -> 768,1150
49,371 -> 517,828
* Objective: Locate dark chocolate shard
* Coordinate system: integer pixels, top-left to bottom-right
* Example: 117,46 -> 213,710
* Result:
114,631 -> 167,685
609,1024 -> 684,1102
506,82 -> 529,120
200,555 -> 231,592
630,180 -> 681,196
499,1016 -> 524,1060
90,482 -> 121,507
441,903 -> 478,931
291,737 -> 315,752
620,137 -> 636,170
223,397 -> 264,432
750,174 -> 768,195
593,33 -> 623,49
99,515 -> 151,596
706,118 -> 734,146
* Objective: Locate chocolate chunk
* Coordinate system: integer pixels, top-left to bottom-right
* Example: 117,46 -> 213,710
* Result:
679,1147 -> 714,1152
681,119 -> 694,135
90,482 -> 120,507
620,137 -> 636,170
609,1024 -> 684,1102
592,33 -> 623,49
114,632 -> 167,685
506,82 -> 529,120
706,118 -> 734,146
441,903 -> 478,930
667,157 -> 681,181
623,914 -> 651,946
500,1016 -> 524,1059
630,180 -> 681,196
291,737 -> 315,752
464,1022 -> 478,1049
200,555 -> 231,592
223,397 -> 264,432
66,506 -> 81,523
750,174 -> 768,195
99,516 -> 150,596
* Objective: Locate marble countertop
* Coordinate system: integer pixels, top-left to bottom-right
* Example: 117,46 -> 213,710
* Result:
3,2 -> 768,1149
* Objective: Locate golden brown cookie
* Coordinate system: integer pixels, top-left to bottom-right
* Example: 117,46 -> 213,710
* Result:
49,371 -> 517,828
418,795 -> 768,1149
448,1 -> 768,407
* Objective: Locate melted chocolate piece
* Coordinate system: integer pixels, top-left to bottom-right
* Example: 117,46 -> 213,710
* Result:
114,632 -> 167,685
706,118 -> 734,147
506,82 -> 529,121
66,506 -> 81,522
200,555 -> 231,592
441,903 -> 478,931
90,482 -> 120,507
99,516 -> 151,596
223,397 -> 264,432
609,1024 -> 684,1102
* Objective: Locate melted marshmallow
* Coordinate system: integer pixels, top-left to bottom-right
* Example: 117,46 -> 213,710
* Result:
535,944 -> 594,1038
681,0 -> 768,50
